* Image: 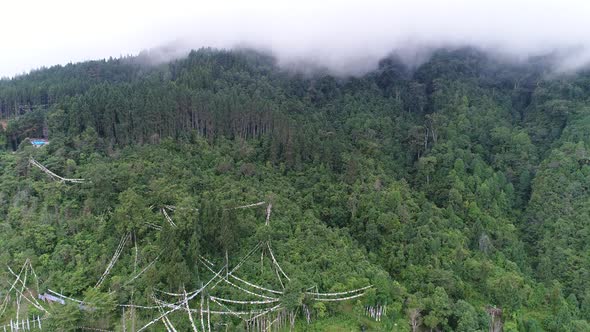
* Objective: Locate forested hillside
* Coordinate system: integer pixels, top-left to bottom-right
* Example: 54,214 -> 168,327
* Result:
1,47 -> 590,331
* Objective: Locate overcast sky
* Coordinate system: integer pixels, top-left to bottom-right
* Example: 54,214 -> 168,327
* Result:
1,0 -> 590,77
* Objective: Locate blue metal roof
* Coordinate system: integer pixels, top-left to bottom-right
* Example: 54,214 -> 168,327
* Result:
30,139 -> 48,146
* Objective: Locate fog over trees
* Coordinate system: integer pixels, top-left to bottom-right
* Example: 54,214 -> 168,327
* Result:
2,0 -> 590,77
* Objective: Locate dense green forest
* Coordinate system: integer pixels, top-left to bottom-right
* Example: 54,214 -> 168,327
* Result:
1,47 -> 590,331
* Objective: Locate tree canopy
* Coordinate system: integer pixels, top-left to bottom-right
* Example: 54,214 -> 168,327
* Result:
1,47 -> 590,330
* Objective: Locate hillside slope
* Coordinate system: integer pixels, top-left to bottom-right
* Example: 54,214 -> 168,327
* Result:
1,48 -> 590,331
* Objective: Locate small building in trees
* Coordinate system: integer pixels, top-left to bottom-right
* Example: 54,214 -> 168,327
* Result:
27,138 -> 49,147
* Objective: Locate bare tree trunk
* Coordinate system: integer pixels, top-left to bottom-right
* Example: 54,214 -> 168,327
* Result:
408,308 -> 421,332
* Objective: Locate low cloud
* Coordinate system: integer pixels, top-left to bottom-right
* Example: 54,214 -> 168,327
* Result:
2,0 -> 590,77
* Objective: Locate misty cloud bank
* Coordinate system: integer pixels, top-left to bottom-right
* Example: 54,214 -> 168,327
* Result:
2,0 -> 590,77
